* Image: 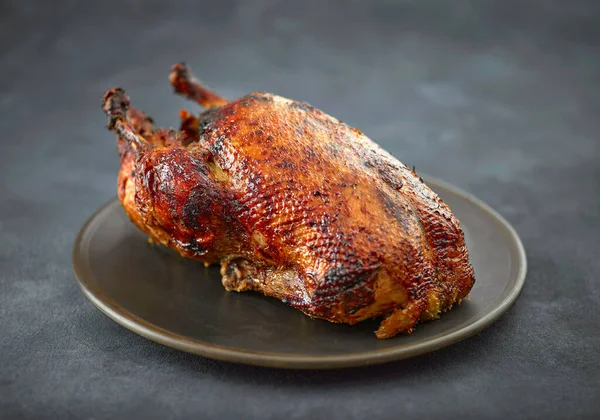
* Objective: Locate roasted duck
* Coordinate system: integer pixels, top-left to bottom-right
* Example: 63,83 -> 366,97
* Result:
101,64 -> 475,338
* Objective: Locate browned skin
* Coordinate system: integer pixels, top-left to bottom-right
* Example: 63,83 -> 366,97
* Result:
101,63 -> 475,338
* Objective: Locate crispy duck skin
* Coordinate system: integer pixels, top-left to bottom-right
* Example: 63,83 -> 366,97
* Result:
101,64 -> 475,338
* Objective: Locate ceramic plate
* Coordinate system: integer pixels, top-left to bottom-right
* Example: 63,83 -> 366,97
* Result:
73,177 -> 526,369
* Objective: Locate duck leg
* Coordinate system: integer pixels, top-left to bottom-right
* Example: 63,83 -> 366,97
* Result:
169,63 -> 228,109
102,88 -> 153,152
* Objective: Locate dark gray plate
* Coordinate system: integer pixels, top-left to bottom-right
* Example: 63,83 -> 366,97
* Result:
73,177 -> 526,369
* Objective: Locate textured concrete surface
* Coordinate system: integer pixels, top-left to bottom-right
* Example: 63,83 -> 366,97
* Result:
1,0 -> 599,418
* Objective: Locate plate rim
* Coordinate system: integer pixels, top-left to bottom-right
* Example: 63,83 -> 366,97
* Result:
73,176 -> 527,369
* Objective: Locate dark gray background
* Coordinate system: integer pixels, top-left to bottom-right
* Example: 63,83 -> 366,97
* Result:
1,0 -> 599,418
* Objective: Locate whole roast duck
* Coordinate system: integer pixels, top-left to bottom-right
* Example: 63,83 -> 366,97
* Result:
101,64 -> 475,338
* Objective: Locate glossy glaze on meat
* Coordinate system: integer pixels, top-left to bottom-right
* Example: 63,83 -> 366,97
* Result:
102,64 -> 475,338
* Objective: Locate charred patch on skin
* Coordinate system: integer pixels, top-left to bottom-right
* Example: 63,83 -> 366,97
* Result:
180,237 -> 209,255
289,101 -> 315,113
181,188 -> 213,229
312,264 -> 380,317
245,93 -> 273,104
209,135 -> 227,156
375,188 -> 410,230
196,107 -> 221,136
378,167 -> 403,191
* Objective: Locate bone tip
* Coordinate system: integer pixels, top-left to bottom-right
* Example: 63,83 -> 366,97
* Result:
169,62 -> 191,85
102,88 -> 129,128
102,87 -> 129,110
